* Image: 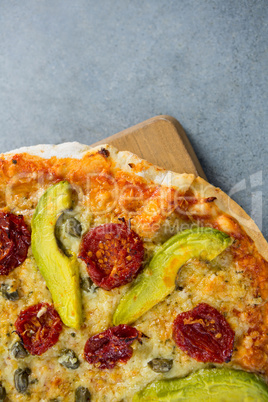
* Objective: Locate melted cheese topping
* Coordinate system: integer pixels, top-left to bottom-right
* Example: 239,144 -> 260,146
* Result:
0,149 -> 267,401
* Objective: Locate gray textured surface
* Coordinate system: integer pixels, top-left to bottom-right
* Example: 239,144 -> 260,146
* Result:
0,0 -> 267,239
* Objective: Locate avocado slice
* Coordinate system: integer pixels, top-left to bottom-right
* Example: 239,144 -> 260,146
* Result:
31,181 -> 82,329
113,228 -> 231,325
133,368 -> 268,401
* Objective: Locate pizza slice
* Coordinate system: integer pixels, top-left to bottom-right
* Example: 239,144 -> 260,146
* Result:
0,142 -> 267,401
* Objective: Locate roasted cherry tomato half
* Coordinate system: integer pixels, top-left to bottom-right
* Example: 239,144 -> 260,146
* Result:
84,324 -> 141,369
79,223 -> 144,290
15,302 -> 62,355
172,303 -> 234,363
0,212 -> 31,275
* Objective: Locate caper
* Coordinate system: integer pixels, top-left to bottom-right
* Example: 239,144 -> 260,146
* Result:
56,212 -> 82,238
0,382 -> 6,401
147,358 -> 173,373
175,266 -> 185,291
66,217 -> 82,237
14,368 -> 31,394
75,386 -> 91,402
11,341 -> 29,359
58,349 -> 80,369
80,276 -> 97,293
1,284 -> 19,301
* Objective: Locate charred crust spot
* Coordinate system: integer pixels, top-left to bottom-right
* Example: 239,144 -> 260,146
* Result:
128,163 -> 135,168
12,159 -> 17,164
98,148 -> 110,158
205,197 -> 217,203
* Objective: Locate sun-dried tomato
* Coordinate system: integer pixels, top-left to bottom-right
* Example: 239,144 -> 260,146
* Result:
15,302 -> 62,355
172,303 -> 234,363
84,324 -> 141,369
79,223 -> 144,290
0,212 -> 31,276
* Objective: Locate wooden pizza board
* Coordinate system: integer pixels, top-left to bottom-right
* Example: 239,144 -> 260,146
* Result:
91,115 -> 206,179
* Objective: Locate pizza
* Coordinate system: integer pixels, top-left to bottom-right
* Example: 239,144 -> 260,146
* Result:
0,142 -> 268,401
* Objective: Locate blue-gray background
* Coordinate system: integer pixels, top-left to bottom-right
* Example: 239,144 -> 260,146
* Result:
0,0 -> 267,239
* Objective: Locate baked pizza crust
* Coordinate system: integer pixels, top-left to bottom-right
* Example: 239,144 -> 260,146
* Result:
190,177 -> 268,261
5,141 -> 267,259
1,142 -> 268,401
4,142 -> 195,190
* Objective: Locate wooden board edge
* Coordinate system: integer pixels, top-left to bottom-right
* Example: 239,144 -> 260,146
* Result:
162,116 -> 207,180
91,115 -> 207,179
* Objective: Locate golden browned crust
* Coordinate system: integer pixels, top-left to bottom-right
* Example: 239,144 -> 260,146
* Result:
191,177 -> 268,261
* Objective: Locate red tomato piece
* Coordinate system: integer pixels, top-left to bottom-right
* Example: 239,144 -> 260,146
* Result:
15,302 -> 62,355
79,223 -> 144,290
0,212 -> 31,276
172,303 -> 234,363
84,324 -> 141,369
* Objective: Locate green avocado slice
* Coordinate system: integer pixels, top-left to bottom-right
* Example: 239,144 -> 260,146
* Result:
132,368 -> 268,401
113,228 -> 231,326
31,181 -> 82,329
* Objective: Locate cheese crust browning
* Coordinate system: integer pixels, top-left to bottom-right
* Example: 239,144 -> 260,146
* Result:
0,143 -> 267,401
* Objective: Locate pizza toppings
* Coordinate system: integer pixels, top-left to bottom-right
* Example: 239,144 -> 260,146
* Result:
0,212 -> 30,276
79,223 -> 144,290
80,276 -> 97,293
0,383 -> 6,401
31,181 -> 82,329
58,349 -> 80,369
14,368 -> 31,394
1,283 -> 20,301
113,228 -> 232,325
55,212 -> 82,257
75,386 -> 91,402
15,302 -> 62,356
11,341 -> 29,359
133,368 -> 268,401
55,212 -> 82,239
147,358 -> 173,373
84,324 -> 141,369
172,303 -> 234,363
